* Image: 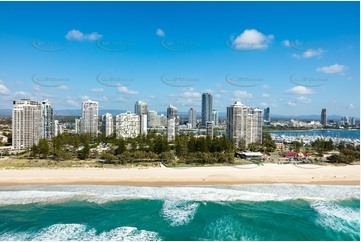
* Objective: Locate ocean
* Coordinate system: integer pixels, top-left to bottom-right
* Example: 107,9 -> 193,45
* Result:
0,184 -> 359,241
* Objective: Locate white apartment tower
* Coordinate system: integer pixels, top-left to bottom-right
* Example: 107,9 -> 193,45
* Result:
81,100 -> 99,136
101,113 -> 113,137
226,101 -> 262,148
12,99 -> 43,150
41,100 -> 54,140
167,118 -> 176,142
134,101 -> 148,135
115,112 -> 140,138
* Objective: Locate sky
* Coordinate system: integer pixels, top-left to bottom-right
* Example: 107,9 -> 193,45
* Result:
0,1 -> 359,117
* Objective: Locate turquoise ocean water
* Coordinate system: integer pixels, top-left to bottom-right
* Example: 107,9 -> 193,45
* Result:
0,185 -> 359,241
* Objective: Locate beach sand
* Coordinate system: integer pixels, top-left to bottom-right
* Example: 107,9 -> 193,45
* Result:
0,164 -> 359,186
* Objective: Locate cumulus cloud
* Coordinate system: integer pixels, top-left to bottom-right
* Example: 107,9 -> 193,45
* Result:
297,96 -> 311,104
156,28 -> 165,37
347,104 -> 354,109
316,64 -> 347,74
232,29 -> 274,50
233,90 -> 253,99
262,85 -> 270,89
65,29 -> 102,41
286,86 -> 314,95
66,99 -> 78,107
262,93 -> 270,98
117,86 -> 139,95
91,88 -> 104,92
14,91 -> 29,97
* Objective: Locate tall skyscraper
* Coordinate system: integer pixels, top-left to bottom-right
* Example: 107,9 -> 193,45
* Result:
12,99 -> 43,150
263,107 -> 271,124
41,100 -> 54,140
115,112 -> 140,138
167,105 -> 179,139
147,110 -> 159,128
134,101 -> 148,135
321,108 -> 327,126
188,108 -> 197,128
226,101 -> 262,148
81,100 -> 99,136
101,113 -> 113,137
134,101 -> 148,115
202,93 -> 213,127
212,109 -> 219,127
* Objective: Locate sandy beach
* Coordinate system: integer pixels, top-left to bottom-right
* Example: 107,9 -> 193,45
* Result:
0,164 -> 359,186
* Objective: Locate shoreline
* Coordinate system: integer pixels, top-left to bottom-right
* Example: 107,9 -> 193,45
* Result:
0,164 -> 359,186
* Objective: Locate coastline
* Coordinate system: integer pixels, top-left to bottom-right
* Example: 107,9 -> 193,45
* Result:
0,164 -> 359,186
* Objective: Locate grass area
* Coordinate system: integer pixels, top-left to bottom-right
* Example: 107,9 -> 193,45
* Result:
0,158 -> 160,169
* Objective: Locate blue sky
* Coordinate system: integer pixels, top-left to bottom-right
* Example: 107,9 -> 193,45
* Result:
0,1 -> 359,117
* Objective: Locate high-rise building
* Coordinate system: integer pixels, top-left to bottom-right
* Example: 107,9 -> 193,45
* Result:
134,101 -> 148,115
350,117 -> 356,126
263,107 -> 271,124
321,108 -> 327,126
75,118 -> 81,134
159,114 -> 167,127
188,108 -> 197,128
202,93 -> 213,127
206,121 -> 214,139
53,120 -> 63,137
167,105 -> 179,140
12,99 -> 43,150
81,100 -> 99,136
147,110 -> 159,128
134,101 -> 148,135
167,118 -> 176,142
212,109 -> 219,127
226,101 -> 262,148
115,112 -> 140,138
101,113 -> 113,137
342,116 -> 349,125
41,100 -> 54,140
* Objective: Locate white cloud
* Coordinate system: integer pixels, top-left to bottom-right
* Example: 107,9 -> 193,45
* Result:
292,48 -> 323,58
233,90 -> 253,99
156,28 -> 165,37
91,88 -> 104,92
282,40 -> 291,47
117,86 -> 139,95
32,85 -> 41,91
0,82 -> 10,95
65,29 -> 102,41
260,102 -> 268,107
316,64 -> 347,74
183,89 -> 201,98
262,93 -> 270,98
148,95 -> 156,99
57,85 -> 70,90
14,91 -> 29,97
66,99 -> 78,107
220,90 -> 227,93
81,95 -> 90,100
288,101 -> 296,106
347,104 -> 354,109
286,86 -> 314,95
232,29 -> 274,50
262,85 -> 270,89
297,96 -> 311,104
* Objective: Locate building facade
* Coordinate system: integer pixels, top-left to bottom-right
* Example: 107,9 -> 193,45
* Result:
321,108 -> 327,126
147,110 -> 159,128
115,112 -> 140,138
188,108 -> 197,128
101,113 -> 113,137
81,100 -> 99,136
41,100 -> 54,140
206,121 -> 214,139
167,118 -> 176,142
167,105 -> 179,138
212,109 -> 219,127
263,107 -> 271,124
201,93 -> 213,127
12,99 -> 43,150
226,101 -> 262,148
